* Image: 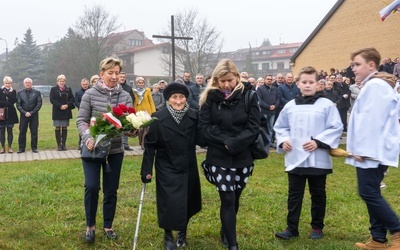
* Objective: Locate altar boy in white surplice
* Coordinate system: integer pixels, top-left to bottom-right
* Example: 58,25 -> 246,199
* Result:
347,48 -> 400,250
274,66 -> 343,240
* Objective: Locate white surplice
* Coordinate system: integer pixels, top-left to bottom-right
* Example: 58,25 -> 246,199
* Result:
274,98 -> 343,172
346,76 -> 400,169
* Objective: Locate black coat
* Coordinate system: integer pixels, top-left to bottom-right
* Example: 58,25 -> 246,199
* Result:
0,88 -> 18,125
333,82 -> 351,109
141,107 -> 202,231
50,86 -> 75,120
256,84 -> 280,115
16,88 -> 42,116
74,87 -> 87,109
199,87 -> 260,168
323,89 -> 339,104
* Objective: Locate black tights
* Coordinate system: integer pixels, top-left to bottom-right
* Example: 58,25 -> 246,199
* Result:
219,189 -> 243,247
0,127 -> 13,147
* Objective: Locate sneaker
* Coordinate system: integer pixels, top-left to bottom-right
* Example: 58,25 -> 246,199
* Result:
124,146 -> 133,151
275,229 -> 299,240
309,229 -> 323,240
354,237 -> 388,249
380,182 -> 387,189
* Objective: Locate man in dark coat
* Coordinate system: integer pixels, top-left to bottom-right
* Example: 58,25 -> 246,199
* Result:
188,73 -> 205,110
74,78 -> 90,149
16,78 -> 42,153
183,71 -> 195,88
141,83 -> 202,249
74,78 -> 90,109
257,75 -> 279,146
333,74 -> 351,131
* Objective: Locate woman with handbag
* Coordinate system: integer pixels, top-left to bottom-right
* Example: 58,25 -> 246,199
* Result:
50,74 -> 75,151
140,82 -> 204,250
0,76 -> 19,153
76,57 -> 133,244
198,59 -> 261,250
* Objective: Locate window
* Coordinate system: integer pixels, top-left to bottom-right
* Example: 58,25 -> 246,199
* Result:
289,48 -> 297,53
129,39 -> 143,46
262,50 -> 270,55
277,49 -> 286,54
262,63 -> 270,70
277,62 -> 285,69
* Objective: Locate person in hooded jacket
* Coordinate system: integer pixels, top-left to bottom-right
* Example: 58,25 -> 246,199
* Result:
198,59 -> 260,250
141,82 -> 204,250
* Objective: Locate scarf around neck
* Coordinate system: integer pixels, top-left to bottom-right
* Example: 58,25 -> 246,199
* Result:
166,102 -> 188,124
1,86 -> 13,94
134,87 -> 146,104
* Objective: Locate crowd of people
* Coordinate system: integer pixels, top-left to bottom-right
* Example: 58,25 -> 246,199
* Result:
1,48 -> 400,250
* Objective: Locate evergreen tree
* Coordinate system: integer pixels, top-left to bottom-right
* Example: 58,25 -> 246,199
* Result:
3,28 -> 44,84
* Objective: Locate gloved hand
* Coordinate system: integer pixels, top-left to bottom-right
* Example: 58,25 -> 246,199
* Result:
141,174 -> 152,183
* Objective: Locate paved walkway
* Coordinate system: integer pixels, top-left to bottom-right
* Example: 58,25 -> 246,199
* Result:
0,137 -> 346,163
0,146 -> 207,163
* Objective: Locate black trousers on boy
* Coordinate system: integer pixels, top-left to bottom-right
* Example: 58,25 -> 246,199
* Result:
286,173 -> 327,233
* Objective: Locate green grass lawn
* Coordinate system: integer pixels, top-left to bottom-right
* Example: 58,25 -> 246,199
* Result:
1,151 -> 400,249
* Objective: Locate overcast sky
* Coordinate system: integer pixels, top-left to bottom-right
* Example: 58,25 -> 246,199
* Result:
0,0 -> 338,53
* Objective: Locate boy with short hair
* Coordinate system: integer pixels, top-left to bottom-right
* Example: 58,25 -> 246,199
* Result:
347,47 -> 400,249
274,66 -> 343,240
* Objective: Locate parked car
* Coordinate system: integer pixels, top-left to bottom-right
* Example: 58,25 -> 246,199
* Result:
32,85 -> 52,98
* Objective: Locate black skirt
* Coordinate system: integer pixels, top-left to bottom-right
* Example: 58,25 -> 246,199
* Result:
202,161 -> 253,191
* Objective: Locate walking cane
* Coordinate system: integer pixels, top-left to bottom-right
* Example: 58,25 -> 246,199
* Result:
133,183 -> 146,250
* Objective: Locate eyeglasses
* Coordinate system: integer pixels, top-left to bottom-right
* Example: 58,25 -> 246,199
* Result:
266,78 -> 272,80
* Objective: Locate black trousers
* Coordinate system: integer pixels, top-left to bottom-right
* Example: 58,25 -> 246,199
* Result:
83,152 -> 124,228
286,173 -> 327,233
18,115 -> 39,150
338,107 -> 349,131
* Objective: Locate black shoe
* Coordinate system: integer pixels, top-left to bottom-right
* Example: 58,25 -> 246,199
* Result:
104,229 -> 118,240
220,228 -> 229,248
275,229 -> 299,240
17,149 -> 25,154
164,231 -> 175,250
32,149 -> 38,153
84,230 -> 95,243
176,231 -> 187,247
124,146 -> 133,151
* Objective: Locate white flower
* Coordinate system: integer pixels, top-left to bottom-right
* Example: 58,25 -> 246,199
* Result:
126,113 -> 143,129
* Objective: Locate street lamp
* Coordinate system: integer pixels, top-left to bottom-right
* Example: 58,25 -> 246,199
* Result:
0,38 -> 8,62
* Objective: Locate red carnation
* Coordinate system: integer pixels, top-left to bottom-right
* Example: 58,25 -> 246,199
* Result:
112,106 -> 124,117
118,104 -> 129,112
128,107 -> 136,114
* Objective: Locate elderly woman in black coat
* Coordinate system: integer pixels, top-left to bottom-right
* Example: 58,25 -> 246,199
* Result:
0,76 -> 19,153
50,74 -> 75,151
198,59 -> 260,250
141,82 -> 204,250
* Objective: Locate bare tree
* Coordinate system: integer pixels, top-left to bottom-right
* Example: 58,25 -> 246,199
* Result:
159,9 -> 223,80
73,4 -> 121,74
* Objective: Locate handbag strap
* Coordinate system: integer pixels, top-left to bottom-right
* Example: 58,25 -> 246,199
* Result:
244,90 -> 256,113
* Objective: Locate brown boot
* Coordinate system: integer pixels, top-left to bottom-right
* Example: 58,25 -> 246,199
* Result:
388,232 -> 400,250
355,237 -> 388,249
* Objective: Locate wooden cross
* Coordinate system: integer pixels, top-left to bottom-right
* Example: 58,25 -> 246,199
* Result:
153,15 -> 193,81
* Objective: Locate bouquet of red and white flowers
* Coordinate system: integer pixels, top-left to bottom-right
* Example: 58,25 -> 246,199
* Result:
89,104 -> 156,147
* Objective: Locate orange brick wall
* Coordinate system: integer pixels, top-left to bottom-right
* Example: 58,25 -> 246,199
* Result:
292,0 -> 400,75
